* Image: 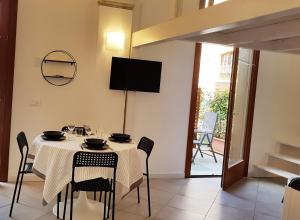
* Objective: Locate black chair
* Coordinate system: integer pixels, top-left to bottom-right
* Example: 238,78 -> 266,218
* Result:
136,137 -> 154,217
68,152 -> 118,220
9,132 -> 63,219
9,132 -> 33,217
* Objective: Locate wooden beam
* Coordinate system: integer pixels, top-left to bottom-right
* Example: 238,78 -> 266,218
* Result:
288,50 -> 300,55
238,36 -> 300,51
132,0 -> 300,47
98,0 -> 134,10
189,18 -> 300,45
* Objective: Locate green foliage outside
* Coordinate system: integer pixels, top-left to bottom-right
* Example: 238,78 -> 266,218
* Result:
198,90 -> 229,139
209,90 -> 229,139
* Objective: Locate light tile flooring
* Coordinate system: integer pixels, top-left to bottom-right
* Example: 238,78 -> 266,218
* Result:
0,177 -> 284,220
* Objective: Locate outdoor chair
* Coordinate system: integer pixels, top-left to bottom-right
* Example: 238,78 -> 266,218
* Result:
192,112 -> 218,163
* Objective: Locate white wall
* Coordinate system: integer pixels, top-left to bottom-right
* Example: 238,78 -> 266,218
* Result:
9,0 -> 132,180
126,0 -> 198,177
133,0 -> 177,30
9,0 -> 197,181
249,51 -> 300,176
127,41 -> 195,177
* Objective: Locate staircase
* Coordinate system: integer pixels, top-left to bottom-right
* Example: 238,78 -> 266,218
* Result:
255,140 -> 300,180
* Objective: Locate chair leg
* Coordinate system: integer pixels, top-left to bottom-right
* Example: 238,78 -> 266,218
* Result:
112,185 -> 116,220
99,191 -> 102,202
137,186 -> 140,203
94,191 -> 97,200
146,174 -> 151,217
199,147 -> 204,157
57,192 -> 61,219
192,145 -> 200,163
210,144 -> 218,163
9,170 -> 21,217
103,192 -> 107,220
107,179 -> 113,219
107,191 -> 111,219
70,187 -> 74,220
63,184 -> 69,220
16,171 -> 25,203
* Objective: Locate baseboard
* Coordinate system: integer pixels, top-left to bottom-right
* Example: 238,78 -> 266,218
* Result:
149,173 -> 185,179
7,174 -> 43,182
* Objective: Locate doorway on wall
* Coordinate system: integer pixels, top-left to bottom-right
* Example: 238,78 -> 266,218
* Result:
185,42 -> 260,188
191,43 -> 233,176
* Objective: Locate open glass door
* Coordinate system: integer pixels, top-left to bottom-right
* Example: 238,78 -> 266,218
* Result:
221,48 -> 260,189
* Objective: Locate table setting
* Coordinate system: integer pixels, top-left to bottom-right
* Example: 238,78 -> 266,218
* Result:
30,125 -> 143,220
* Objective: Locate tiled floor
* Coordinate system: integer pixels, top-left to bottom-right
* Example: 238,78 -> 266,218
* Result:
0,177 -> 284,220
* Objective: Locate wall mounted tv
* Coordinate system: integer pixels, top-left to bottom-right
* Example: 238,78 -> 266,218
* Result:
109,57 -> 162,93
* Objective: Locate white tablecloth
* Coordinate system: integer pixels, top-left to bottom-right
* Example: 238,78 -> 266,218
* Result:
31,134 -> 143,204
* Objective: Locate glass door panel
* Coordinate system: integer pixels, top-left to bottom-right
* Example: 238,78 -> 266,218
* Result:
228,49 -> 253,167
222,48 -> 259,189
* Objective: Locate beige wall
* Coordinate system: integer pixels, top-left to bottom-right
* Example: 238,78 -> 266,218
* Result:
133,0 -> 177,30
10,0 -> 196,180
127,41 -> 195,177
9,0 -> 132,180
126,0 -> 197,177
249,51 -> 300,176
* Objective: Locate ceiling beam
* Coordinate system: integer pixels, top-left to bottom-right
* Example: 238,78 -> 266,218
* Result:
188,18 -> 300,46
287,50 -> 300,55
98,0 -> 134,10
132,0 -> 300,48
237,36 -> 300,51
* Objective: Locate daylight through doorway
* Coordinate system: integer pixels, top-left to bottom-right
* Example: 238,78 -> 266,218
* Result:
191,43 -> 233,176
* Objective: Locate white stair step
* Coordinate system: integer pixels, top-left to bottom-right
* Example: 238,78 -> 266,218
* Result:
268,153 -> 300,165
279,140 -> 300,149
255,165 -> 298,179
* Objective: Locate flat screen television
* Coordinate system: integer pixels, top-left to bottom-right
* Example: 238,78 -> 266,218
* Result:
109,57 -> 162,93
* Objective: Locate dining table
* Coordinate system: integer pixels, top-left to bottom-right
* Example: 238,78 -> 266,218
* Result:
30,133 -> 143,220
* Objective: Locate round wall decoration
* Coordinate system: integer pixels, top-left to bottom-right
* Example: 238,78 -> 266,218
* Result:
41,50 -> 77,86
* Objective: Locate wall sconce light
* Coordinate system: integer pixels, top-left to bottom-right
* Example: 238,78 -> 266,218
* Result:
106,32 -> 125,50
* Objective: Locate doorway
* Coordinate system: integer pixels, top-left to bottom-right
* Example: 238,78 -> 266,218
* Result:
191,43 -> 233,176
185,43 -> 260,188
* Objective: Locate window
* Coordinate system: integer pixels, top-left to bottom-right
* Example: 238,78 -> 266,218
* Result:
219,51 -> 233,81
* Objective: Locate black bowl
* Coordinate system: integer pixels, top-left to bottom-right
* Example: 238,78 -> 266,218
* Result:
43,131 -> 64,139
85,138 -> 106,148
111,133 -> 130,141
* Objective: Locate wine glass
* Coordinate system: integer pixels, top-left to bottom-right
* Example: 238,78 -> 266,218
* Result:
96,128 -> 104,139
68,124 -> 75,134
84,125 -> 92,136
76,127 -> 84,137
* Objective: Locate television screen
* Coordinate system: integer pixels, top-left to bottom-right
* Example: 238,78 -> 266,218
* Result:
109,57 -> 162,93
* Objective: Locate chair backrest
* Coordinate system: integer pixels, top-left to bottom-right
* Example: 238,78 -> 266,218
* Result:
72,152 -> 118,181
137,137 -> 154,158
16,132 -> 29,157
73,152 -> 118,168
201,112 -> 218,134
